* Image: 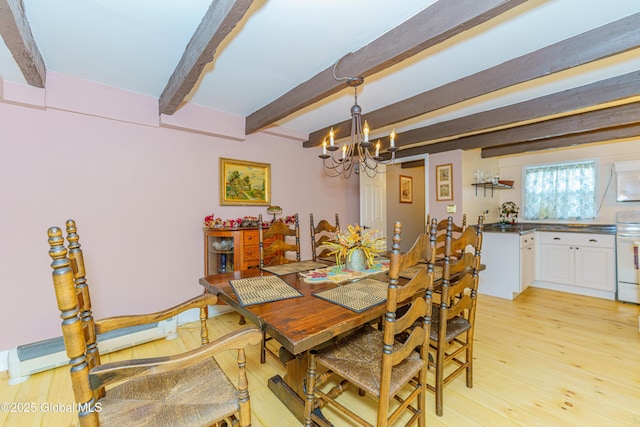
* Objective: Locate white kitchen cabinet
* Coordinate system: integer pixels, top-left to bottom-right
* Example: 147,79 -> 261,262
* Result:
536,232 -> 615,300
480,231 -> 536,300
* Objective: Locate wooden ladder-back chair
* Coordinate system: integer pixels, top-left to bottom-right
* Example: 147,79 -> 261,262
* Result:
257,213 -> 301,363
48,220 -> 262,427
428,215 -> 483,416
258,213 -> 301,267
426,213 -> 467,260
304,221 -> 437,427
310,213 -> 340,261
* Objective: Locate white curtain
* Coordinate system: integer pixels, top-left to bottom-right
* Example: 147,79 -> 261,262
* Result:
523,161 -> 595,220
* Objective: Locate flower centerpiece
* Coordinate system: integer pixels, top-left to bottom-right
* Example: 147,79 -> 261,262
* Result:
322,224 -> 385,271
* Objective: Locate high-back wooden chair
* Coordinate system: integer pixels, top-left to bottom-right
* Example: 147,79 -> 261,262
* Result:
256,213 -> 301,363
428,215 -> 483,416
309,213 -> 340,261
258,213 -> 301,267
304,221 -> 436,427
48,220 -> 262,427
426,213 -> 467,260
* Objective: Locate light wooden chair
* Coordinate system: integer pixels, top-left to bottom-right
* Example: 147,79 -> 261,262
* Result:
47,220 -> 262,427
426,213 -> 467,260
258,213 -> 301,267
310,213 -> 340,261
428,215 -> 483,416
257,213 -> 301,363
304,221 -> 436,427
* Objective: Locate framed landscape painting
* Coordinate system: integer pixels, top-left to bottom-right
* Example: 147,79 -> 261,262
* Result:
436,163 -> 453,201
220,158 -> 271,205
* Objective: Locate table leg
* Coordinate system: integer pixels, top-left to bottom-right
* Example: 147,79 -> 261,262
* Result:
268,351 -> 333,427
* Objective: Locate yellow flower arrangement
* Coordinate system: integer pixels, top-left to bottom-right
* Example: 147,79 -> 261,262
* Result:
322,224 -> 386,268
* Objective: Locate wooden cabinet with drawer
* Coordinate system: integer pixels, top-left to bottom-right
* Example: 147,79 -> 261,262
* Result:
203,227 -> 275,276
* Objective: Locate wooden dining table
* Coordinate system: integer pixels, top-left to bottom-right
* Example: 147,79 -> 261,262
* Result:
200,261 -> 398,426
198,259 -> 477,426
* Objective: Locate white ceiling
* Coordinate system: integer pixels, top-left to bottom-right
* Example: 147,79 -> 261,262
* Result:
1,0 -> 640,144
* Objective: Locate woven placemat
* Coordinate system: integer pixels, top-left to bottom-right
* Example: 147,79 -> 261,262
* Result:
261,260 -> 327,276
229,275 -> 303,306
313,278 -> 388,313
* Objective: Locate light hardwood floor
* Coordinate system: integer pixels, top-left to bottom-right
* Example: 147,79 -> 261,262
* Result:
1,287 -> 639,426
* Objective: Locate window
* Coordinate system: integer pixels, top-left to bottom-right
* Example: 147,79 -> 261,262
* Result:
523,161 -> 596,220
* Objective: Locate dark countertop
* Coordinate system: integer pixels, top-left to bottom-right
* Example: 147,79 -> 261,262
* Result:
482,222 -> 616,235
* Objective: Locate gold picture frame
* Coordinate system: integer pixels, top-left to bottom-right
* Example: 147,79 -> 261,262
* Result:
220,158 -> 271,206
399,175 -> 413,203
436,163 -> 453,201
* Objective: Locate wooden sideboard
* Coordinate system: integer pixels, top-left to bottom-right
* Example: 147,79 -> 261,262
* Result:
203,227 -> 271,276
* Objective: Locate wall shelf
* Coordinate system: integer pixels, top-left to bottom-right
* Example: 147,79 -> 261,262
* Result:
472,182 -> 513,197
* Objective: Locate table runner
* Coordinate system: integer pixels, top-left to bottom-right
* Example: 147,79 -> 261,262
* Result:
300,259 -> 390,284
229,275 -> 303,306
260,260 -> 328,276
313,278 -> 388,313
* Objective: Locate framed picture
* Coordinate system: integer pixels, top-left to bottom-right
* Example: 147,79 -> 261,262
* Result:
436,163 -> 453,201
220,158 -> 271,206
399,175 -> 413,203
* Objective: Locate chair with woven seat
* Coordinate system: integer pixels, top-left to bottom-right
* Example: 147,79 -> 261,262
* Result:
258,213 -> 301,267
304,220 -> 437,427
310,213 -> 340,261
47,220 -> 262,427
428,215 -> 483,416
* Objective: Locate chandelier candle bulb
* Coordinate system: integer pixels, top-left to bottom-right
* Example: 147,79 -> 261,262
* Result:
390,129 -> 396,147
330,127 -> 335,146
375,141 -> 380,157
363,120 -> 369,143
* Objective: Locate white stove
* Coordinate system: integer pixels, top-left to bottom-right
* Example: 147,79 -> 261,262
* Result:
616,211 -> 640,304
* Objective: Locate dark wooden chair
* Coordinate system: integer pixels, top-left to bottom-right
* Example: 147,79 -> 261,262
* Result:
427,213 -> 467,260
304,221 -> 436,427
258,213 -> 301,267
309,213 -> 340,261
428,215 -> 483,416
47,220 -> 262,427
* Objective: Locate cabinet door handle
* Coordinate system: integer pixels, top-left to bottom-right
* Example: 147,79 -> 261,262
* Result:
553,237 -> 561,240
576,247 -> 579,250
589,239 -> 597,242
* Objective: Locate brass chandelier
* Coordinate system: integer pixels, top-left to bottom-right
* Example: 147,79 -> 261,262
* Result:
319,71 -> 397,178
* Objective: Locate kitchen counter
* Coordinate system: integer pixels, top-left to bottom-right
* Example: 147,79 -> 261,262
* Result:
481,222 -> 616,235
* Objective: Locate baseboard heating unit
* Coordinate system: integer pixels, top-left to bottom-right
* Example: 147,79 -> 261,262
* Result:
7,317 -> 178,385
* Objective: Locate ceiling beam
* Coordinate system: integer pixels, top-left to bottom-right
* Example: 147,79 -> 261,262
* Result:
305,12 -> 640,148
0,0 -> 45,87
159,0 -> 253,115
394,102 -> 640,158
481,124 -> 640,158
380,71 -> 640,149
401,160 -> 425,169
246,0 -> 527,135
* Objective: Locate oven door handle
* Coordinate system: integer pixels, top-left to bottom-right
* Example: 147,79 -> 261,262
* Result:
616,233 -> 640,240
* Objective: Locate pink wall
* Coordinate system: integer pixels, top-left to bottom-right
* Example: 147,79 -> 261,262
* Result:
0,78 -> 359,350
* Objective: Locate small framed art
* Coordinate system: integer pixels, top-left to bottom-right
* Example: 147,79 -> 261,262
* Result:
435,163 -> 453,201
399,175 -> 413,203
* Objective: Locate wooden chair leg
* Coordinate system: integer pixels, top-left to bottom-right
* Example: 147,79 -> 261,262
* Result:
260,330 -> 267,364
239,315 -> 246,325
304,351 -> 317,427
